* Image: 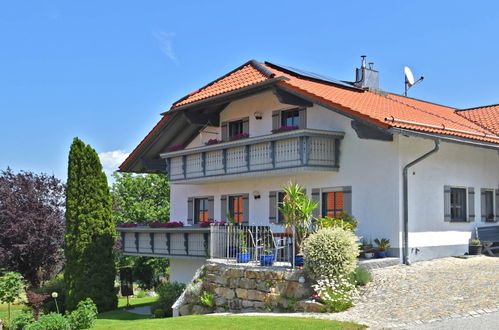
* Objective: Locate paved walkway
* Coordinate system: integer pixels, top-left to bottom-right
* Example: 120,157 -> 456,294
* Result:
329,256 -> 499,329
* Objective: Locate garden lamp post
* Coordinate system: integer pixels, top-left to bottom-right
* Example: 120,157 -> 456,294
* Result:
51,292 -> 59,313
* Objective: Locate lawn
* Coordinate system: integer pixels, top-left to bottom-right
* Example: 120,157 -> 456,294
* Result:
0,303 -> 24,323
95,310 -> 365,330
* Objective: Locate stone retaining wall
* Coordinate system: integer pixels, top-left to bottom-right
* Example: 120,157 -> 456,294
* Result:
178,261 -> 324,315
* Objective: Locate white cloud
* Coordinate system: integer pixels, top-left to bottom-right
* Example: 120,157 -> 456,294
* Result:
154,31 -> 177,62
99,150 -> 130,179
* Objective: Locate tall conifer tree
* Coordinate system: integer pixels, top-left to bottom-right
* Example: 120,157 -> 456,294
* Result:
64,137 -> 117,312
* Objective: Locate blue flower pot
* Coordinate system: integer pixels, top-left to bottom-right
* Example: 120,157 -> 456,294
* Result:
260,254 -> 275,266
236,252 -> 250,263
290,255 -> 304,267
375,251 -> 387,258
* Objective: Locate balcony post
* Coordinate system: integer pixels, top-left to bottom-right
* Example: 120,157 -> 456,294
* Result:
201,152 -> 206,176
150,233 -> 155,253
184,233 -> 189,255
244,145 -> 249,171
270,141 -> 275,168
182,155 -> 187,179
120,232 -> 125,252
222,149 -> 227,174
166,233 -> 171,254
166,158 -> 171,176
305,136 -> 311,165
134,233 -> 139,253
299,136 -> 304,165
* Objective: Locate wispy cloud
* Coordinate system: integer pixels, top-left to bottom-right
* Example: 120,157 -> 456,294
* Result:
98,150 -> 129,180
154,31 -> 177,62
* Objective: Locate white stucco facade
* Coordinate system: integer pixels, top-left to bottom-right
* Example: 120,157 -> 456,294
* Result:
162,90 -> 499,280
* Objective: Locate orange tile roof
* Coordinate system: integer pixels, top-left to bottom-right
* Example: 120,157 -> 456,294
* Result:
173,62 -> 270,108
457,104 -> 499,135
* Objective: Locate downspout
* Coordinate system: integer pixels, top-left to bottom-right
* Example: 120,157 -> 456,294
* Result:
402,139 -> 440,265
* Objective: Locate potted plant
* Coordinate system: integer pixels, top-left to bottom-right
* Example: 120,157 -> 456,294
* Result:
374,238 -> 390,258
259,248 -> 275,266
236,230 -> 250,263
279,182 -> 319,267
469,239 -> 482,255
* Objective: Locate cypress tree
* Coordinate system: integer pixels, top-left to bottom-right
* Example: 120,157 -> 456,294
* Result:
64,137 -> 117,312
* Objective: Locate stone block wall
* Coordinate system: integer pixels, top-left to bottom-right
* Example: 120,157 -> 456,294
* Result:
178,261 -> 324,315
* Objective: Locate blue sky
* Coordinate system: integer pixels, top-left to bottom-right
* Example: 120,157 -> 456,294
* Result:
1,1 -> 499,180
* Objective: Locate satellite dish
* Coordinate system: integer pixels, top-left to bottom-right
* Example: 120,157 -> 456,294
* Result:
403,66 -> 424,96
404,66 -> 415,86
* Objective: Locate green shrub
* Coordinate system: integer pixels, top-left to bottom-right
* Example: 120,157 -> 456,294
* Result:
67,298 -> 98,330
199,291 -> 215,308
152,282 -> 186,317
350,267 -> 372,286
36,275 -> 67,314
25,312 -> 70,330
303,227 -> 359,281
312,275 -> 357,312
316,212 -> 358,231
9,311 -> 35,330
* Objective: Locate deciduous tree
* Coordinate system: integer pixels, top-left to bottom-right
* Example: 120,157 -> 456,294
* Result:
0,168 -> 65,288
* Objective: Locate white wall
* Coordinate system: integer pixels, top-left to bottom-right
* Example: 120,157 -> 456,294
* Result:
171,92 -> 402,249
399,136 -> 499,260
169,258 -> 206,284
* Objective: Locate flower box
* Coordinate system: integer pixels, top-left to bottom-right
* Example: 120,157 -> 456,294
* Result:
148,221 -> 184,228
199,219 -> 226,227
205,139 -> 221,145
271,126 -> 299,134
118,223 -> 138,228
167,144 -> 185,152
230,133 -> 249,141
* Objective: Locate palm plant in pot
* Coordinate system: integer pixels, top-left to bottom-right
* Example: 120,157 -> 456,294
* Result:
279,182 -> 318,267
374,238 -> 390,258
468,239 -> 482,255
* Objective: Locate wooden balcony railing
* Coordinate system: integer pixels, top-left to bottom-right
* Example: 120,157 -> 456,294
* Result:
161,129 -> 343,183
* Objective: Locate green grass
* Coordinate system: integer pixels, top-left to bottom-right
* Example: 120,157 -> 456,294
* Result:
95,311 -> 365,330
118,296 -> 158,308
0,303 -> 24,323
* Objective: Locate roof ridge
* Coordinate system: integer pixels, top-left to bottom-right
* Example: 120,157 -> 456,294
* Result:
381,93 -> 497,135
387,92 -> 455,110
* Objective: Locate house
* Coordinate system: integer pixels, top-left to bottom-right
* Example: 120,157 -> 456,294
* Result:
118,58 -> 499,283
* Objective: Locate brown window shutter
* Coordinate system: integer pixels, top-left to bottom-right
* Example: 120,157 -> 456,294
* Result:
269,191 -> 277,224
243,194 -> 249,224
468,187 -> 475,222
187,197 -> 194,225
272,110 -> 280,130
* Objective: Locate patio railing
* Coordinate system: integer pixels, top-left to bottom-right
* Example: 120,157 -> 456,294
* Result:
209,224 -> 294,267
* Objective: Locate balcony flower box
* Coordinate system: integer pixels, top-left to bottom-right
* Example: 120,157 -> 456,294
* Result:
118,223 -> 139,228
205,138 -> 221,146
199,219 -> 226,227
167,144 -> 185,152
148,221 -> 184,228
271,125 -> 299,134
230,133 -> 249,141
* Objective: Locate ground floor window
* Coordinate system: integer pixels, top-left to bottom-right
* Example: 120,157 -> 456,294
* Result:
450,188 -> 467,222
229,195 -> 244,224
322,191 -> 344,218
194,198 -> 209,224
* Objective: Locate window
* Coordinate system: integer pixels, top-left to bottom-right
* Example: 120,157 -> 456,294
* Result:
322,191 -> 344,218
229,120 -> 244,137
484,190 -> 495,222
194,198 -> 209,224
229,195 -> 244,224
450,188 -> 467,222
281,109 -> 300,127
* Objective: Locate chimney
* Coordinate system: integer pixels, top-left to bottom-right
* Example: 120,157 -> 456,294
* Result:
354,56 -> 379,90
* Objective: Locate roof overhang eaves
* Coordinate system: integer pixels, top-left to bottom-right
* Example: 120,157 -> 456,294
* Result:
390,127 -> 499,150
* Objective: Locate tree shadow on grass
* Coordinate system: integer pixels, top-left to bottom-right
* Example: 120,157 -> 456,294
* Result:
97,309 -> 152,321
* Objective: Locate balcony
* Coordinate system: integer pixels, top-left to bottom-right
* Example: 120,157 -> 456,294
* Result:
118,226 -> 210,259
161,129 -> 344,183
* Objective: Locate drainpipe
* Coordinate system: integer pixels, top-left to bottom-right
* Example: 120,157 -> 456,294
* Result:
402,139 -> 440,265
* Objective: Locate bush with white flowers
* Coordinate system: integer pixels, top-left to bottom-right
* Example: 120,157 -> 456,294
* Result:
312,275 -> 358,312
303,227 -> 359,281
